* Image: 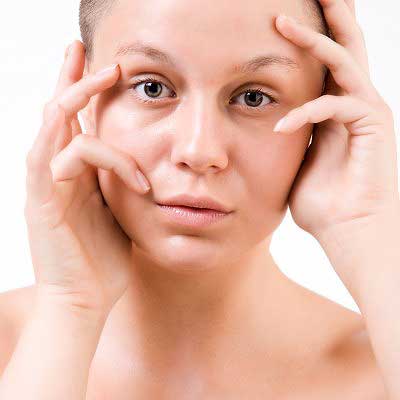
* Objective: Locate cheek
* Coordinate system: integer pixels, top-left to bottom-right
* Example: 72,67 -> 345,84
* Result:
239,129 -> 311,210
95,90 -> 311,219
234,130 -> 311,240
94,98 -> 164,166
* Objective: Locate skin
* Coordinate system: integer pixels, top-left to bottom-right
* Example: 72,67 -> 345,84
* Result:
86,0 -> 383,396
81,0 -> 334,394
0,0 -> 393,398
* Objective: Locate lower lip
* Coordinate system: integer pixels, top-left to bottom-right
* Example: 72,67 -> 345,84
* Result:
157,204 -> 231,227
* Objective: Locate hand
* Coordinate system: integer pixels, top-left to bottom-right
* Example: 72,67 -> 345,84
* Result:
24,40 -> 150,314
273,0 -> 400,240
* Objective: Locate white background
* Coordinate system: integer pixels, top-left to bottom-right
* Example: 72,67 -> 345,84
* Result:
0,1 -> 399,313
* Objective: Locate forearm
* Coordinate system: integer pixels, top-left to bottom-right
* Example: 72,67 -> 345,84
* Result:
0,292 -> 108,400
316,210 -> 400,400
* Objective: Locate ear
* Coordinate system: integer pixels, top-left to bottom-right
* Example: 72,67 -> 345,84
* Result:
80,58 -> 96,136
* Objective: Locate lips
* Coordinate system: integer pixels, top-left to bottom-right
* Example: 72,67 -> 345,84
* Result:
156,194 -> 232,213
156,203 -> 231,227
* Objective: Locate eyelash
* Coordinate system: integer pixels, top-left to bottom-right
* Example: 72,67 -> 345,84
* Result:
129,77 -> 277,113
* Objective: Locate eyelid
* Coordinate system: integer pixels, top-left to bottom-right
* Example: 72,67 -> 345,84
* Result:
129,75 -> 278,111
130,76 -> 175,103
230,88 -> 277,113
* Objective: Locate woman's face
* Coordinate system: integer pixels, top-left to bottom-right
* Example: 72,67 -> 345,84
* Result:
85,0 -> 324,272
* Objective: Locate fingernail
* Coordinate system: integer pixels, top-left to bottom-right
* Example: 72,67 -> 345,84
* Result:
136,170 -> 151,192
277,14 -> 296,26
64,42 -> 74,60
96,64 -> 119,78
64,45 -> 71,60
273,117 -> 287,133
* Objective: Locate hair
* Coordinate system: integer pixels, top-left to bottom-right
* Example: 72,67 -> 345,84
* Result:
79,0 -> 330,63
79,0 -> 117,62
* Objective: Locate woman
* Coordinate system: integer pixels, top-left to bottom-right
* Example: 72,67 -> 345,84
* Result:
0,0 -> 398,398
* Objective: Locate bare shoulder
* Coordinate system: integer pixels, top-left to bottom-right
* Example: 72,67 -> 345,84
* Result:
0,285 -> 36,331
0,285 -> 36,375
329,324 -> 388,399
287,281 -> 388,399
314,295 -> 387,399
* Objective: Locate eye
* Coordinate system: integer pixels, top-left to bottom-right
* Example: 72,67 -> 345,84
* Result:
229,88 -> 276,112
130,77 -> 176,104
129,77 -> 277,112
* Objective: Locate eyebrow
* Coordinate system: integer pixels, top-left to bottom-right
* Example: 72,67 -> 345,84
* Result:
114,41 -> 300,73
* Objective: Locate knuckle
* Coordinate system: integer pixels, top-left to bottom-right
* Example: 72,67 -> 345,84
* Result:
300,102 -> 311,114
320,94 -> 332,103
305,34 -> 319,50
43,99 -> 64,123
78,73 -> 93,92
71,133 -> 87,148
330,57 -> 345,73
43,100 -> 57,116
80,87 -> 92,107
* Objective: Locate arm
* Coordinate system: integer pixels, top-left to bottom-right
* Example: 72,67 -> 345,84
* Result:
0,291 -> 108,400
272,1 -> 399,397
7,39 -> 144,400
315,208 -> 400,400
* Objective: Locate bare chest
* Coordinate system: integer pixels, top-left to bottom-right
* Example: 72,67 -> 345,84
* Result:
84,357 -> 377,400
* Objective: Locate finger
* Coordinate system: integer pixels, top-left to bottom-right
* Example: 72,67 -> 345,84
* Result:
71,116 -> 82,137
26,105 -> 66,208
343,0 -> 355,15
53,40 -> 86,98
275,15 -> 374,99
273,94 -> 375,135
49,62 -> 119,158
50,134 -> 151,194
52,116 -> 83,157
53,41 -> 86,155
317,0 -> 370,75
47,63 -> 120,122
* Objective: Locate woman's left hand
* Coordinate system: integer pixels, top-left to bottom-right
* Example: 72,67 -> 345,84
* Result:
273,0 -> 400,240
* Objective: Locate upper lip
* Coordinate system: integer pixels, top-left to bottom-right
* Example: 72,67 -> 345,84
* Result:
157,194 -> 233,213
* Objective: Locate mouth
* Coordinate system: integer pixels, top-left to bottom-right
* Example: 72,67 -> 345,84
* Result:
156,204 -> 232,227
160,204 -> 225,211
155,194 -> 233,214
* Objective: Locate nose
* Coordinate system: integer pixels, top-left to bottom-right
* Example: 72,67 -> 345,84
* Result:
170,95 -> 229,174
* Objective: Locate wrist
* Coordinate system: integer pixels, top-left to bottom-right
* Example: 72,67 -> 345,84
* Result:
314,202 -> 400,250
314,209 -> 400,302
34,284 -> 110,326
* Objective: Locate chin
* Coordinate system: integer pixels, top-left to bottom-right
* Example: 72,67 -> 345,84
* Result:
134,233 -> 229,274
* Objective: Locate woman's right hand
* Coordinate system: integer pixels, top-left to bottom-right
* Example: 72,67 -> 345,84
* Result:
24,40 -> 150,315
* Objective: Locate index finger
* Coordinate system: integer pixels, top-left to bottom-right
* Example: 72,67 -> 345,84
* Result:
344,0 -> 355,15
51,40 -> 87,154
53,40 -> 86,98
54,40 -> 87,137
49,63 -> 120,120
317,0 -> 369,75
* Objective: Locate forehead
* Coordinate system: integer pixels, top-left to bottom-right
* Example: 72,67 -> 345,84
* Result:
93,0 -> 320,78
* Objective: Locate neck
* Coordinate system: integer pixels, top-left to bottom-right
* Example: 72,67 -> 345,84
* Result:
105,237 -> 294,377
